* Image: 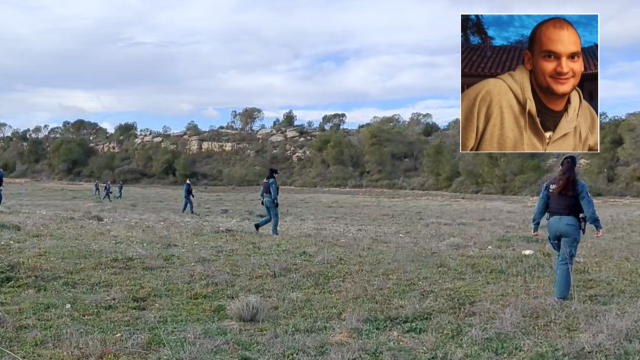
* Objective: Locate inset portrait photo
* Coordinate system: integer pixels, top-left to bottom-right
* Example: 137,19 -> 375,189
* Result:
460,14 -> 599,152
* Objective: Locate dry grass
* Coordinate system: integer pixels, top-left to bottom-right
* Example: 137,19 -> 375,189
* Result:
578,306 -> 640,355
0,182 -> 639,359
0,222 -> 20,232
0,313 -> 14,329
228,295 -> 270,323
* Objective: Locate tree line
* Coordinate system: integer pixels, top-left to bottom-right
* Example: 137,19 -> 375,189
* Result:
1,110 -> 639,197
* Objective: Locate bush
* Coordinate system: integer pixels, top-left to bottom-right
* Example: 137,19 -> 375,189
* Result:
100,170 -> 114,182
49,138 -> 92,176
222,166 -> 262,186
9,163 -> 31,179
114,166 -> 147,183
227,296 -> 269,323
0,159 -> 17,175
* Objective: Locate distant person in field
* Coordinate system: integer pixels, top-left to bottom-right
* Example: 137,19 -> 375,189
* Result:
0,167 -> 4,207
182,179 -> 195,214
116,181 -> 124,199
532,155 -> 602,302
461,17 -> 598,152
94,180 -> 100,196
102,181 -> 113,202
254,168 -> 280,236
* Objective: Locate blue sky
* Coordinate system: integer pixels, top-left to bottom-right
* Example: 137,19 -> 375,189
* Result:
482,15 -> 598,46
0,1 -> 638,133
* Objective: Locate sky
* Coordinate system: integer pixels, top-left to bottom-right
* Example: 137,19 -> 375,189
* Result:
482,15 -> 598,46
0,1 -> 638,133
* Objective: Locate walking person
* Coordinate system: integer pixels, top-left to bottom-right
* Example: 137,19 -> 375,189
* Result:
116,181 -> 123,199
101,181 -> 112,202
94,180 -> 100,196
254,168 -> 280,236
182,179 -> 194,214
532,155 -> 602,302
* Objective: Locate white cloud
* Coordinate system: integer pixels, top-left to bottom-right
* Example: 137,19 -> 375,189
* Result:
100,122 -> 115,133
600,79 -> 640,99
0,0 -> 467,128
0,0 -> 637,130
600,61 -> 640,108
58,103 -> 88,116
601,61 -> 640,79
0,112 -> 58,131
202,107 -> 220,119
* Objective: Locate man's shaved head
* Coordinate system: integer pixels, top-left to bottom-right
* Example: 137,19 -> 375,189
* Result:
528,17 -> 582,55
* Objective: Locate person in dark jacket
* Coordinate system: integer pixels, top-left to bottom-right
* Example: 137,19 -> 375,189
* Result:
532,155 -> 602,302
116,181 -> 124,199
94,180 -> 100,196
182,179 -> 194,214
102,181 -> 112,202
254,168 -> 280,236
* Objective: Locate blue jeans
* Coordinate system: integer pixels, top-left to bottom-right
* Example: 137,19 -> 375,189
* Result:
257,199 -> 279,235
182,197 -> 193,213
116,191 -> 122,199
0,189 -> 3,206
547,216 -> 581,300
94,189 -> 100,196
102,192 -> 111,202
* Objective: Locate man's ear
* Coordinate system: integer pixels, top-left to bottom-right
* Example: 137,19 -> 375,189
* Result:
524,50 -> 533,71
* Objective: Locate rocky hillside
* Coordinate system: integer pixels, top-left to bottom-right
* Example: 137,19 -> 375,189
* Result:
2,111 -> 639,197
89,126 -> 336,163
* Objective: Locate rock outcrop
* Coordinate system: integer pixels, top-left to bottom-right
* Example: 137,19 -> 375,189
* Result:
92,142 -> 122,153
258,129 -> 275,138
269,134 -> 286,143
90,126 -> 324,161
286,144 -> 309,162
286,129 -> 300,139
188,139 -> 250,154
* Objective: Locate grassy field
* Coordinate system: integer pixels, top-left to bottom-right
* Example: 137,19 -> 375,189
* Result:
1,181 -> 640,359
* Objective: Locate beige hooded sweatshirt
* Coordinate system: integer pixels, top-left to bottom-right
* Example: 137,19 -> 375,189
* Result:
461,65 -> 598,152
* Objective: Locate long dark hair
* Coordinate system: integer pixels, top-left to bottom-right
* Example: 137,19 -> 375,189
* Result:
554,156 -> 578,196
266,168 -> 278,180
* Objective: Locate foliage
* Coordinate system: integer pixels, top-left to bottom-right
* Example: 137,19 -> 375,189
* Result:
1,109 -> 639,197
113,122 -> 138,140
461,15 -> 494,45
229,107 -> 264,131
282,110 -> 297,128
320,113 -> 347,131
49,137 -> 92,176
184,121 -> 202,135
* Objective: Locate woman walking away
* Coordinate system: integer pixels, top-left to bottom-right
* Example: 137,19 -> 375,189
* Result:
532,155 -> 602,302
116,181 -> 124,199
182,179 -> 195,214
254,168 -> 280,236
